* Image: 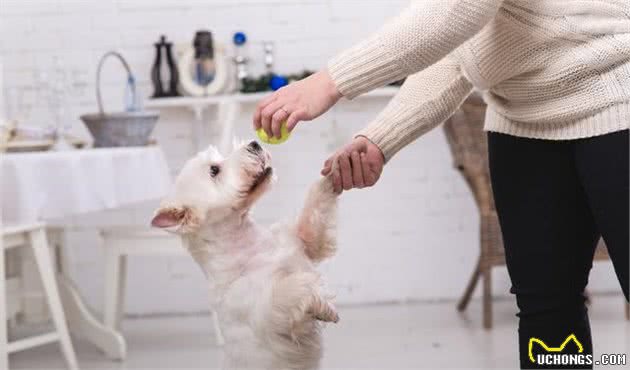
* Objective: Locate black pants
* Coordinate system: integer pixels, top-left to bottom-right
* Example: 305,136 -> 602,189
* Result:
487,130 -> 629,369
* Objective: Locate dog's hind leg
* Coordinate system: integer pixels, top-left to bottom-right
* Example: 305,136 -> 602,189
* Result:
296,177 -> 337,262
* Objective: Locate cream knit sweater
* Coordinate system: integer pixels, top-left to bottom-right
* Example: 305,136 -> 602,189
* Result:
328,0 -> 630,161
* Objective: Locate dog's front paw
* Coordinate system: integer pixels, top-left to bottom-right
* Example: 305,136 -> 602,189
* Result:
318,176 -> 335,197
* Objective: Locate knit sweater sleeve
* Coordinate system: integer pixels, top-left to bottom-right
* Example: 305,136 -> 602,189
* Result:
328,0 -> 502,99
356,56 -> 473,161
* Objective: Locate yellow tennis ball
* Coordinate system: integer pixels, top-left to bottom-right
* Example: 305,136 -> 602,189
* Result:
256,122 -> 291,145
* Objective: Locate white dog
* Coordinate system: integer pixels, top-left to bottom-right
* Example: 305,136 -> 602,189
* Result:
151,140 -> 338,370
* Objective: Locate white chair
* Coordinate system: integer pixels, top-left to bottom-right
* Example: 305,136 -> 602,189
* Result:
101,227 -> 224,354
1,223 -> 78,370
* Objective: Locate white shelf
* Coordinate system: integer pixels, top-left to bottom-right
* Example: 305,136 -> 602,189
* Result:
143,86 -> 399,153
145,91 -> 266,109
144,86 -> 399,110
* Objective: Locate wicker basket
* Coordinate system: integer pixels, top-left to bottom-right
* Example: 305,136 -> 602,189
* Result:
80,51 -> 159,147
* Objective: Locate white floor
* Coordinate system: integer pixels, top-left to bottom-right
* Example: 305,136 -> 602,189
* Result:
10,295 -> 629,369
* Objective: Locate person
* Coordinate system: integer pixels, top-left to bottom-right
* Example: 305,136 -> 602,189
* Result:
253,1 -> 629,368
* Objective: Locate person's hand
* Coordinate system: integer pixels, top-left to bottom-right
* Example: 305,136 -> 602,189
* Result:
253,69 -> 342,138
321,136 -> 385,194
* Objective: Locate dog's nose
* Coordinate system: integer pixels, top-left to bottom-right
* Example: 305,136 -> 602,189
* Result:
248,141 -> 262,152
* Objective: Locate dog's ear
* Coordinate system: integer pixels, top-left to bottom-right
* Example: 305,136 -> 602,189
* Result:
151,207 -> 183,228
151,206 -> 200,232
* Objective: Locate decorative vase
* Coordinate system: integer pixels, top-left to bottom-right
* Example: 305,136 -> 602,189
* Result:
151,35 -> 180,98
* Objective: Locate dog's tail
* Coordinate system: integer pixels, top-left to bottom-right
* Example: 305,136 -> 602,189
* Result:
296,177 -> 337,263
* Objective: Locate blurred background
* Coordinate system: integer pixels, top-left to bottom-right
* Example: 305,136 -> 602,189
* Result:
0,1 -> 626,369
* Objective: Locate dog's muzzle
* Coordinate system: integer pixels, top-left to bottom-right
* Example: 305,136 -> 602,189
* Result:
249,166 -> 272,193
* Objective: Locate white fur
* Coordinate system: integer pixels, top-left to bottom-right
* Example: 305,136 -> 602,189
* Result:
152,141 -> 338,370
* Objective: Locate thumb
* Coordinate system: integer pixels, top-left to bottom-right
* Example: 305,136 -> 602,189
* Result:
321,157 -> 333,176
286,110 -> 306,132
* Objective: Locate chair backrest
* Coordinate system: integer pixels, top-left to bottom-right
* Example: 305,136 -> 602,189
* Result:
443,92 -> 495,211
443,93 -> 487,172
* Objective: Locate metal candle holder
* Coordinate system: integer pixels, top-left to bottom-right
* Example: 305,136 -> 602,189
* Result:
232,32 -> 250,88
263,41 -> 274,74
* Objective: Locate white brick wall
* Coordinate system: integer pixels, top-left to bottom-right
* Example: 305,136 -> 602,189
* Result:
1,0 -> 620,315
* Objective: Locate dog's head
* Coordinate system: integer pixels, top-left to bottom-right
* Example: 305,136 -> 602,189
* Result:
151,140 -> 273,233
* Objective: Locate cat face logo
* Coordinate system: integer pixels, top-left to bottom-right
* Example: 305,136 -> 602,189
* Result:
528,334 -> 584,363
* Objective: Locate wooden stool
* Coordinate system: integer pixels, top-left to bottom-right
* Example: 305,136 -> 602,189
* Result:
1,223 -> 78,370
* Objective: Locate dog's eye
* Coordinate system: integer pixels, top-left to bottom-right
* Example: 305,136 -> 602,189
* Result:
209,165 -> 220,178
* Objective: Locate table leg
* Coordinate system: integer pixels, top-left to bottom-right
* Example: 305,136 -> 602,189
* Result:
57,276 -> 126,360
49,229 -> 127,360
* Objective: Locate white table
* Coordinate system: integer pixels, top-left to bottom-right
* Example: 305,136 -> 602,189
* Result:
1,147 -> 171,224
1,146 -> 172,360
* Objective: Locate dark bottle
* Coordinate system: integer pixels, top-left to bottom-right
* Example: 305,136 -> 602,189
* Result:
164,39 -> 179,96
150,36 -> 164,97
151,35 -> 180,98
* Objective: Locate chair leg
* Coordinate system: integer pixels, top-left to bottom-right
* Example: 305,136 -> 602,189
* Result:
104,247 -> 126,331
482,264 -> 492,330
29,228 -> 78,370
457,258 -> 481,311
1,245 -> 9,370
211,310 -> 225,346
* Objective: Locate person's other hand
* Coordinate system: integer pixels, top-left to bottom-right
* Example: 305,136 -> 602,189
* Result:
253,69 -> 342,138
321,136 -> 385,194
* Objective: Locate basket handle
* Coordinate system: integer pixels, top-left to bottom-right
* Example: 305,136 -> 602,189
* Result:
95,51 -> 134,115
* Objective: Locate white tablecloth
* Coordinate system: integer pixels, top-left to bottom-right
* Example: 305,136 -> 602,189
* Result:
1,147 -> 172,224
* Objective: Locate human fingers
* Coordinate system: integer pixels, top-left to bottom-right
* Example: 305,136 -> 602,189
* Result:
331,161 -> 342,194
321,156 -> 333,176
253,93 -> 277,129
271,107 -> 290,138
350,151 -> 365,188
338,152 -> 353,190
286,109 -> 308,132
362,153 -> 377,186
260,100 -> 285,138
